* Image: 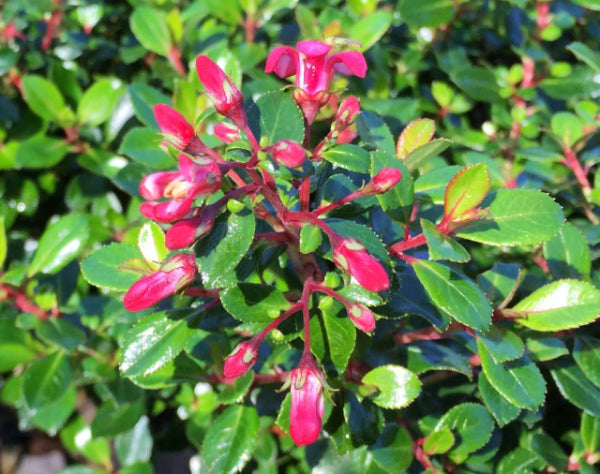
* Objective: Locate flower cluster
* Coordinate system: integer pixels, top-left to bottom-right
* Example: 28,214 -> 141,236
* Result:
123,40 -> 402,447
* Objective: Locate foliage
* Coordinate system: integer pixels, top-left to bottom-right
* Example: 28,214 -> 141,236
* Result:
1,0 -> 600,473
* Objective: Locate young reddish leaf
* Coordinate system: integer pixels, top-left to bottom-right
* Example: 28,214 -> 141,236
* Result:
443,163 -> 490,222
396,118 -> 436,159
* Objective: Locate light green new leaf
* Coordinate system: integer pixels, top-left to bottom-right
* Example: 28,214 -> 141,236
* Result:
360,365 -> 421,409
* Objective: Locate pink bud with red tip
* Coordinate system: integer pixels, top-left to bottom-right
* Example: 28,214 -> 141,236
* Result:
331,237 -> 389,292
333,96 -> 360,133
265,140 -> 306,168
196,55 -> 247,129
214,123 -> 240,143
223,340 -> 260,379
123,254 -> 197,311
289,356 -> 325,446
154,104 -> 195,150
346,303 -> 376,333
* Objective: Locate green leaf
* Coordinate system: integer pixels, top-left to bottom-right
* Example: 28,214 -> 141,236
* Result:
128,83 -> 172,129
202,405 -> 259,474
451,67 -> 501,102
551,359 -> 600,417
29,385 -> 77,434
120,311 -> 195,378
15,136 -> 70,169
403,138 -> 451,171
478,340 -> 545,411
400,0 -> 454,27
120,128 -> 175,169
497,447 -> 544,474
348,11 -> 393,51
581,413 -> 600,453
320,299 -> 356,373
414,165 -> 462,204
219,372 -> 254,404
300,224 -> 322,254
543,223 -> 591,279
421,219 -> 470,262
567,42 -> 600,72
81,243 -> 144,291
78,79 -> 124,126
551,112 -> 584,147
456,190 -> 564,246
370,150 -> 413,224
477,263 -> 521,306
434,403 -> 494,464
477,325 -> 524,363
573,337 -> 600,389
249,91 -> 304,145
23,351 -> 73,410
406,340 -> 472,377
527,432 -> 568,471
322,144 -> 370,173
130,7 -> 172,56
360,365 -> 421,409
91,399 -> 145,437
444,163 -> 490,221
221,284 -> 290,324
22,75 -> 68,123
413,260 -> 492,332
36,318 -> 86,351
526,337 -> 569,362
0,219 -> 6,268
396,118 -> 435,158
423,427 -> 455,455
369,424 -> 414,473
512,280 -> 600,331
571,0 -> 600,11
137,222 -> 168,270
28,214 -> 90,276
356,111 -> 395,155
478,372 -> 520,427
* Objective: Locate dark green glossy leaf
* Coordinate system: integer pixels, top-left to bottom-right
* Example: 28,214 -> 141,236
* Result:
543,223 -> 591,279
477,325 -> 524,363
23,351 -> 73,410
371,150 -> 413,224
320,298 -> 356,373
369,424 -> 413,473
250,91 -> 304,145
81,243 -> 144,291
573,337 -> 600,389
360,365 -> 421,409
478,373 -> 520,427
36,318 -> 86,351
451,67 -> 501,102
128,83 -> 171,129
568,42 -> 600,72
221,284 -> 289,324
322,144 -> 370,174
356,111 -> 395,154
421,219 -> 470,262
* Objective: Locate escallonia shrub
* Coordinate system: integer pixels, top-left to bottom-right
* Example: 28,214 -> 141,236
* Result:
74,37 -> 600,471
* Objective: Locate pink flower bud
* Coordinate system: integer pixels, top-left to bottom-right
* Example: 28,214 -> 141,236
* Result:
346,303 -> 376,333
214,123 -> 240,143
265,140 -> 306,168
154,104 -> 195,150
337,128 -> 358,144
332,237 -> 389,292
123,254 -> 197,311
223,340 -> 260,379
333,96 -> 360,132
289,360 -> 324,446
165,208 -> 216,250
140,196 -> 194,223
195,55 -> 247,129
360,168 -> 402,196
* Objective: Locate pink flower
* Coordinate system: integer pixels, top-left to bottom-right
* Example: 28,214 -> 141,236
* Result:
223,340 -> 260,379
139,155 -> 222,223
214,123 -> 240,143
289,357 -> 325,446
331,237 -> 389,292
265,40 -> 367,123
196,55 -> 247,129
346,303 -> 376,333
2,21 -> 25,41
361,168 -> 402,196
123,254 -> 197,311
265,140 -> 306,168
165,206 -> 217,250
154,104 -> 195,150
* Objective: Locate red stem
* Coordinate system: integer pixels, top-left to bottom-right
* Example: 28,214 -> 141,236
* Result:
168,46 -> 186,77
0,283 -> 50,320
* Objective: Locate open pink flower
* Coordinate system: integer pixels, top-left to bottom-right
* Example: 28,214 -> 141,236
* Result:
289,356 -> 325,446
139,155 -> 222,223
265,40 -> 367,123
223,339 -> 260,379
196,55 -> 247,129
123,254 -> 197,311
331,236 -> 389,292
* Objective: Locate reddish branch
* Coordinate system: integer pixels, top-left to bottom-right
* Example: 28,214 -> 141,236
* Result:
0,283 -> 50,320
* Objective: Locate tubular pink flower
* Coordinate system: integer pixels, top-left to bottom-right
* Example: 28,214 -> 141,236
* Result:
331,237 -> 389,292
223,340 -> 260,379
195,55 -> 247,129
289,358 -> 325,446
123,254 -> 197,311
165,208 -> 217,250
214,123 -> 240,143
346,303 -> 376,333
265,140 -> 306,168
153,104 -> 195,150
